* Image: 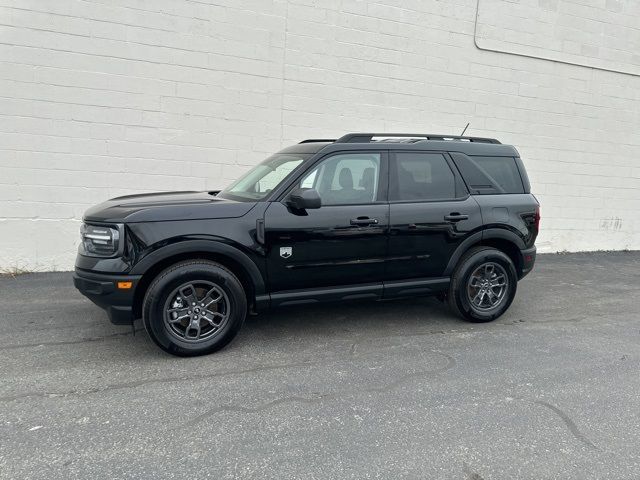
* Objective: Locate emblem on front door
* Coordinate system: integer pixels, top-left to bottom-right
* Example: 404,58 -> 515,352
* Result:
280,246 -> 292,259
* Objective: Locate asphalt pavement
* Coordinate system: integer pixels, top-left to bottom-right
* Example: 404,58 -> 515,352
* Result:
1,252 -> 639,479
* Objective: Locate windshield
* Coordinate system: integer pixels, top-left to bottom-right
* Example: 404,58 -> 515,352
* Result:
217,153 -> 312,202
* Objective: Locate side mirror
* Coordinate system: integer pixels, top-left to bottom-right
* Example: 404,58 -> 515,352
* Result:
286,188 -> 321,210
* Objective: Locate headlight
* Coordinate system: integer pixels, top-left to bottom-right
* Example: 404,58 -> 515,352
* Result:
80,224 -> 120,256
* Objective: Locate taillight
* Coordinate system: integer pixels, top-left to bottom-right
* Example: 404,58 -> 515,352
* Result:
534,206 -> 541,231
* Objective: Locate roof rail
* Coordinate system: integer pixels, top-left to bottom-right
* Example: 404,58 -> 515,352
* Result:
335,133 -> 501,144
298,138 -> 337,144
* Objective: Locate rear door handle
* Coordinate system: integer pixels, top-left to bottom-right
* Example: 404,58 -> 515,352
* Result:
444,213 -> 469,222
350,217 -> 378,226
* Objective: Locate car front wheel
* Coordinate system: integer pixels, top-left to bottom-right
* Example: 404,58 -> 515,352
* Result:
142,260 -> 247,356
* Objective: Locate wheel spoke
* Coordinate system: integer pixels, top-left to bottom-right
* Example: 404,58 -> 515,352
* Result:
484,263 -> 494,279
203,311 -> 225,327
168,314 -> 190,324
202,287 -> 223,308
185,318 -> 201,340
167,306 -> 189,315
471,290 -> 484,306
166,307 -> 189,323
179,284 -> 198,305
486,289 -> 498,304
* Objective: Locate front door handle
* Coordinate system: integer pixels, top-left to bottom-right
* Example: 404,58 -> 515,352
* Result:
444,213 -> 469,222
350,216 -> 379,226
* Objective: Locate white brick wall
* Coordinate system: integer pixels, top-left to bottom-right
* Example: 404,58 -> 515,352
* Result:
477,0 -> 640,75
1,0 -> 639,271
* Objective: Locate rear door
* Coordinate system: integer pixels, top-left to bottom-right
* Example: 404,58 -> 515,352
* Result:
385,151 -> 482,296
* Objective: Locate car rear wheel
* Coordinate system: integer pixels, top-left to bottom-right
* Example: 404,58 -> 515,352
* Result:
142,260 -> 247,356
448,247 -> 517,323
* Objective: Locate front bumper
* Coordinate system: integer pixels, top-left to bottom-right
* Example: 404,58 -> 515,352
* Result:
519,246 -> 537,279
73,269 -> 142,325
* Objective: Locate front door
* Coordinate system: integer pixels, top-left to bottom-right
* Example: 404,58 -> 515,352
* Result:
385,151 -> 482,293
264,151 -> 389,295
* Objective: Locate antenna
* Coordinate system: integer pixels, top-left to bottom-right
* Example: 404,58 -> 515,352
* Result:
460,122 -> 470,136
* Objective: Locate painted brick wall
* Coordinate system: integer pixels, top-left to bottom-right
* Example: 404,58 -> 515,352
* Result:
1,0 -> 639,271
477,0 -> 640,75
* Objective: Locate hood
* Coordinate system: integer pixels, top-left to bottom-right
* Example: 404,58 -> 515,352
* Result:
83,191 -> 257,223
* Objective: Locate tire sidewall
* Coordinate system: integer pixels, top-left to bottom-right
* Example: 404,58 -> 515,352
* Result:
453,249 -> 517,322
143,263 -> 246,356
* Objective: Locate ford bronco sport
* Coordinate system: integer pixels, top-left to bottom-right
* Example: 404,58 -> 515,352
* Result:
74,133 -> 539,356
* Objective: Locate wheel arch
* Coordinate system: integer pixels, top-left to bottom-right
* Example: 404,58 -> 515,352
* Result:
444,229 -> 525,277
130,240 -> 267,319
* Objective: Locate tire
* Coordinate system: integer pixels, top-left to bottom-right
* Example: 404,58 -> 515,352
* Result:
142,260 -> 247,356
448,247 -> 517,323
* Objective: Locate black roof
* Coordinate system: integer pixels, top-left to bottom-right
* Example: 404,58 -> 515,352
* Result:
334,133 -> 501,144
283,133 -> 518,157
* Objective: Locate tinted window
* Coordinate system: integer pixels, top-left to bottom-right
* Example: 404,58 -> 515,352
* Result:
451,153 -> 524,194
390,153 -> 456,201
473,156 -> 524,193
298,153 -> 381,205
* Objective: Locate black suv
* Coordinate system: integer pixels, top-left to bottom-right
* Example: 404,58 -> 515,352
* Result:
74,133 -> 539,356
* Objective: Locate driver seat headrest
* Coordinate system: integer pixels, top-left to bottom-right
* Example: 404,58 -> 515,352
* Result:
338,168 -> 353,189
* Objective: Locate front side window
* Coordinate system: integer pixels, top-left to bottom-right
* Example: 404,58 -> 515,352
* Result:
390,152 -> 456,201
298,153 -> 381,205
218,153 -> 311,201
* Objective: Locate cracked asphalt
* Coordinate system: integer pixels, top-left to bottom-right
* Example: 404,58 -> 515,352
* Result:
1,252 -> 639,479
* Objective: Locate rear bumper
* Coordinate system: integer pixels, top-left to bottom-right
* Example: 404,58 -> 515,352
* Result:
73,269 -> 141,325
519,246 -> 536,279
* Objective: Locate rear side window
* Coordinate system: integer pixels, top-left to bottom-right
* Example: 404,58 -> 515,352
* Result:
451,153 -> 524,194
390,152 -> 456,201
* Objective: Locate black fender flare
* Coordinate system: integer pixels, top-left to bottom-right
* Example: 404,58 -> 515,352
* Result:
481,227 -> 526,250
443,228 -> 525,276
130,240 -> 266,298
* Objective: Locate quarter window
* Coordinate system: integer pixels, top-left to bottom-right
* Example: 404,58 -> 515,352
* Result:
470,156 -> 524,194
450,153 -> 525,194
390,153 -> 456,201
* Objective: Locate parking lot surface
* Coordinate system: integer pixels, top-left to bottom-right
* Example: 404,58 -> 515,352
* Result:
1,252 -> 639,479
